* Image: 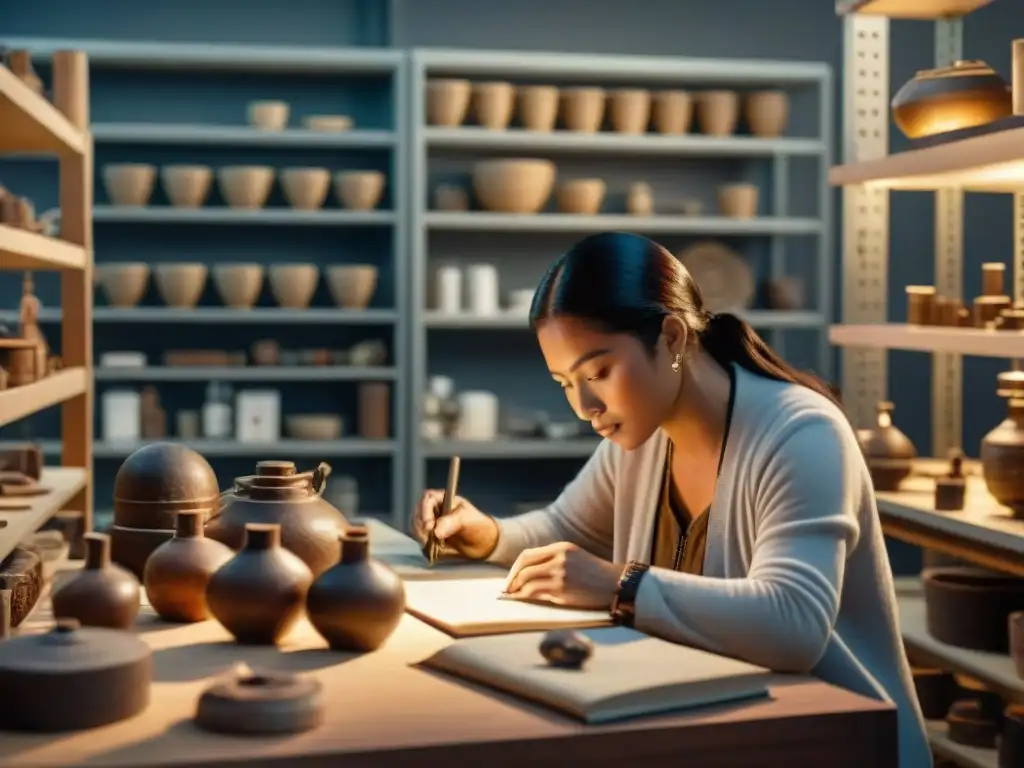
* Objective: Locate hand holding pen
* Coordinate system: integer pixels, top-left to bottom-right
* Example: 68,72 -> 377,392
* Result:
413,460 -> 501,563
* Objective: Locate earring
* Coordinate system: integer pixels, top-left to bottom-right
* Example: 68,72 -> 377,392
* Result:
671,353 -> 682,372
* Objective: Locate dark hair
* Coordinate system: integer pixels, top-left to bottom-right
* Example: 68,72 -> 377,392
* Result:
530,232 -> 839,407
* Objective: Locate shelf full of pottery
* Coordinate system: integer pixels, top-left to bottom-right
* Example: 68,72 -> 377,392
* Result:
830,263 -> 1024,359
830,40 -> 1024,191
0,180 -> 84,272
857,390 -> 1024,577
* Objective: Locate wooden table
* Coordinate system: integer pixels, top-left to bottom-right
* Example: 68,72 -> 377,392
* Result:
0,524 -> 898,767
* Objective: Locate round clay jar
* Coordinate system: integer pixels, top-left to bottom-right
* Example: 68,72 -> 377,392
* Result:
51,533 -> 141,630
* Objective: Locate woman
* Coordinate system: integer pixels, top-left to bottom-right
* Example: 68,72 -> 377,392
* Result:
413,232 -> 930,768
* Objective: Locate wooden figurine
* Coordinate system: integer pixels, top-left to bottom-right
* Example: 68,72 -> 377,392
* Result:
18,273 -> 48,378
934,450 -> 967,512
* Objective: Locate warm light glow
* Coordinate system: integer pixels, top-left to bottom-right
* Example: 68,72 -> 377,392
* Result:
862,158 -> 1024,191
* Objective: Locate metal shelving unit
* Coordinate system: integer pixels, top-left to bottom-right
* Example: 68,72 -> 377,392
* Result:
406,47 -> 834,525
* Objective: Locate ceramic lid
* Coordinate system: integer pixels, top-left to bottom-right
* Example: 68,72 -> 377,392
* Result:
113,442 -> 220,504
0,619 -> 152,673
913,60 -> 1003,81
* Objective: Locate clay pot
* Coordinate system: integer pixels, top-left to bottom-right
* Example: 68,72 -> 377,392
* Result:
745,91 -> 789,138
947,697 -> 999,748
891,60 -> 1012,140
325,264 -> 378,309
472,81 -> 515,130
280,167 -> 330,210
154,263 -> 208,308
472,158 -> 556,214
102,164 -> 156,207
433,184 -> 469,211
307,525 -> 405,652
560,88 -> 606,133
608,89 -> 651,135
286,415 -> 344,441
52,533 -> 141,630
1003,704 -> 1024,767
924,567 -> 1024,653
207,460 -> 349,578
981,371 -> 1024,517
206,524 -> 313,645
358,382 -> 390,439
303,115 -> 352,132
268,263 -> 319,309
765,277 -> 805,310
652,90 -> 693,134
626,182 -> 654,216
96,263 -> 150,307
161,165 -> 213,208
717,184 -> 759,218
517,85 -> 559,132
217,166 -> 275,209
556,179 -> 606,215
912,667 -> 958,719
143,510 -> 234,623
426,79 -> 471,127
213,263 -> 264,309
1010,611 -> 1024,680
247,100 -> 290,131
696,91 -> 740,136
334,171 -> 385,211
856,401 -> 917,491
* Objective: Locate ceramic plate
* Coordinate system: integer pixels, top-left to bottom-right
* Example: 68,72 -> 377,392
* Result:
677,241 -> 755,313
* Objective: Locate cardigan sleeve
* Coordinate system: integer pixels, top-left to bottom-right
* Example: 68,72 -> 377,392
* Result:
486,438 -> 617,565
632,415 -> 862,674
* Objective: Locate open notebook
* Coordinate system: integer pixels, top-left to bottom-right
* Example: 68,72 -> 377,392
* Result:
419,626 -> 773,724
403,577 -> 614,637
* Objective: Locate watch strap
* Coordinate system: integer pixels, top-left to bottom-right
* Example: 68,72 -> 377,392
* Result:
611,560 -> 650,628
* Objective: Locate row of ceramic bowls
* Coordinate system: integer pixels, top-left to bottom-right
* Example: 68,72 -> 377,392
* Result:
427,80 -> 790,138
95,263 -> 378,310
246,100 -> 354,133
102,164 -> 387,211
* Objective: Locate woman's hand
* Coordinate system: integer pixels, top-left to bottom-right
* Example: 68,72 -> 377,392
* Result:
503,542 -> 622,610
411,490 -> 500,561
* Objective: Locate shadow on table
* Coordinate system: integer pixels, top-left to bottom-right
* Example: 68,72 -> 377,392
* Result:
152,641 -> 358,682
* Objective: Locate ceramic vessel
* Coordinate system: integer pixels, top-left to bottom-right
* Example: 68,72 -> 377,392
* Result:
626,182 -> 654,216
1010,611 -> 1024,680
52,533 -> 141,630
196,664 -> 324,735
280,167 -> 330,210
745,91 -> 789,137
207,460 -> 348,578
891,60 -> 1012,139
981,371 -> 1024,517
560,88 -> 606,133
1003,704 -> 1024,768
143,510 -> 234,623
765,276 -> 805,310
217,166 -> 275,209
433,184 -> 469,211
306,525 -> 405,652
555,179 -> 606,215
426,79 -> 471,127
325,264 -> 378,309
247,100 -> 290,131
212,263 -> 264,309
268,263 -> 319,309
608,89 -> 651,135
95,263 -> 150,308
517,85 -> 559,132
160,165 -> 213,208
472,81 -> 515,130
206,524 -> 313,645
717,184 -> 759,218
286,415 -> 343,441
924,567 -> 1024,653
473,159 -> 556,214
652,90 -> 693,134
102,164 -> 156,207
911,667 -> 958,719
856,401 -> 917,491
696,91 -> 739,136
154,263 -> 208,308
334,171 -> 385,210
303,115 -> 353,132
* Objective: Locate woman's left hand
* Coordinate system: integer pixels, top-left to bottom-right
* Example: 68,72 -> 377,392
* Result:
503,542 -> 622,610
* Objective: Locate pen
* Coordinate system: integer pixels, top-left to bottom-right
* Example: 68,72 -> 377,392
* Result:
424,455 -> 461,566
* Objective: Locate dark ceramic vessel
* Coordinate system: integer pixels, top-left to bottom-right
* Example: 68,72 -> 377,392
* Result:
924,567 -> 1024,653
981,371 -> 1024,518
306,525 -> 405,652
52,533 -> 141,630
143,510 -> 234,623
892,60 -> 1012,139
206,523 -> 313,645
856,401 -> 916,491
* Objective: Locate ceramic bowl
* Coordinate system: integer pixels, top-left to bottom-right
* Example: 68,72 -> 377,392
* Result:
697,91 -> 740,136
247,100 -> 290,131
160,165 -> 213,208
745,91 -> 789,138
268,263 -> 319,309
717,183 -> 759,218
608,89 -> 652,135
286,415 -> 343,441
213,263 -> 264,309
303,115 -> 353,132
154,263 -> 208,308
426,79 -> 471,127
325,264 -> 379,310
517,85 -> 559,132
217,166 -> 275,209
280,167 -> 331,210
102,164 -> 156,207
334,171 -> 385,211
556,178 -> 606,215
472,81 -> 515,129
96,263 -> 150,307
433,184 -> 469,211
560,88 -> 606,133
472,159 -> 556,214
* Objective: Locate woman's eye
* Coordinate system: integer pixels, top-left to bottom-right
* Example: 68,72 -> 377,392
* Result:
586,369 -> 607,382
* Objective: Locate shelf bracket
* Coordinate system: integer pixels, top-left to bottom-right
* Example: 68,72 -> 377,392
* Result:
932,19 -> 964,458
841,15 -> 890,428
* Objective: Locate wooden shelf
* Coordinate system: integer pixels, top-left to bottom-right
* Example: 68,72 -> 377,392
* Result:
925,721 -> 997,768
0,467 -> 87,563
877,461 -> 1024,577
829,323 -> 1024,358
0,65 -> 86,156
836,0 -> 995,18
0,368 -> 89,427
828,126 -> 1024,191
0,223 -> 88,270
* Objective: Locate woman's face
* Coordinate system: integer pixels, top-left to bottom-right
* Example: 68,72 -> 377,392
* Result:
536,316 -> 682,450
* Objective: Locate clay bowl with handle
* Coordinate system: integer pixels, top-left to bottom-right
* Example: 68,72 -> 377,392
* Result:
213,263 -> 264,309
154,263 -> 209,308
280,167 -> 330,211
161,165 -> 213,208
268,263 -> 319,309
325,264 -> 378,310
95,263 -> 150,308
217,166 -> 275,209
102,164 -> 157,207
333,171 -> 386,211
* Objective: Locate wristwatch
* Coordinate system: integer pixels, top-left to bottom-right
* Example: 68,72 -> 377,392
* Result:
610,560 -> 650,628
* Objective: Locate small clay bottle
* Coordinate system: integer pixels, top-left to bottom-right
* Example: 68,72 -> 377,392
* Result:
307,525 -> 405,652
205,523 -> 313,645
143,510 -> 234,623
52,533 -> 141,629
934,450 -> 967,512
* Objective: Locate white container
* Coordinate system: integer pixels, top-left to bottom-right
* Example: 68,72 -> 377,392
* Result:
428,375 -> 455,400
102,390 -> 141,443
456,390 -> 500,440
235,390 -> 281,442
435,265 -> 463,314
465,264 -> 500,316
203,381 -> 234,439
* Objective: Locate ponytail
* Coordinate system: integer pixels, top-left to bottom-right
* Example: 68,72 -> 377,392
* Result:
700,313 -> 841,408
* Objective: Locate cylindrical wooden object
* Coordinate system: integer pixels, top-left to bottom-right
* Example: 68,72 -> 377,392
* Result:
357,382 -> 391,439
974,295 -> 1012,327
981,262 -> 1006,296
906,285 -> 936,325
1013,39 -> 1024,117
51,50 -> 90,129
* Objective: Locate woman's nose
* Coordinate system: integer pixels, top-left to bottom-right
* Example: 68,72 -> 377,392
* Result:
575,382 -> 604,419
